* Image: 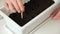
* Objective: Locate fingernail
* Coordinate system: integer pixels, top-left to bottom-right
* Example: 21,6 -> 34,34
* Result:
21,6 -> 25,12
18,10 -> 21,13
12,11 -> 16,13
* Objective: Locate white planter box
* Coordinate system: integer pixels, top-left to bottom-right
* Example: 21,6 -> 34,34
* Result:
0,0 -> 60,34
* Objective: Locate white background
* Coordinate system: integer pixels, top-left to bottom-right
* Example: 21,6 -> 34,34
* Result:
0,0 -> 60,34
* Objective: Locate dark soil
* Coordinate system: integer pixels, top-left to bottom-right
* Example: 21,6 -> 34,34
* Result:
9,0 -> 54,27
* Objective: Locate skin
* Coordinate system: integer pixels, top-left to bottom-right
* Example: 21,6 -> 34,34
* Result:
4,0 -> 60,19
4,0 -> 25,13
51,7 -> 60,20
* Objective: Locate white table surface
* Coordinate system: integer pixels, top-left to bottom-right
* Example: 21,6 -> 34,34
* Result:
0,18 -> 60,34
31,18 -> 60,34
0,0 -> 60,34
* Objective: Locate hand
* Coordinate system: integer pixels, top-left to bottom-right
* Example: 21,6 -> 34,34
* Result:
51,7 -> 60,19
4,0 -> 25,13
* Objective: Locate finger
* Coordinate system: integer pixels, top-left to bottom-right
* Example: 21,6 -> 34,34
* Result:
53,15 -> 60,19
53,11 -> 60,19
7,0 -> 16,13
50,8 -> 59,18
4,1 -> 9,10
10,0 -> 21,13
17,0 -> 25,12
